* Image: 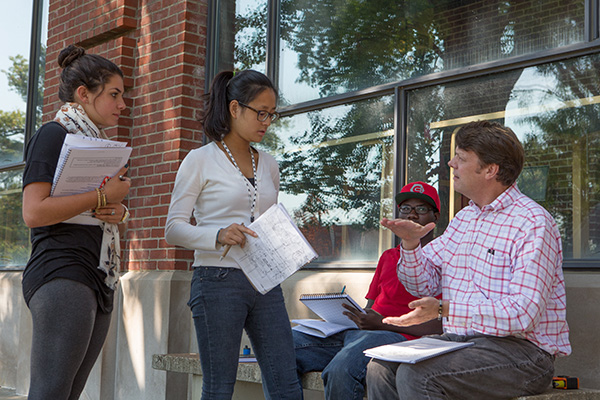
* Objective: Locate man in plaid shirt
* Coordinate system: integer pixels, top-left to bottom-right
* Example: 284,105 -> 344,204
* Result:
367,120 -> 570,400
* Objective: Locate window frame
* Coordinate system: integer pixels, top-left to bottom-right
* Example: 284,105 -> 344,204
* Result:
0,0 -> 47,270
208,0 -> 600,270
22,0 -> 46,152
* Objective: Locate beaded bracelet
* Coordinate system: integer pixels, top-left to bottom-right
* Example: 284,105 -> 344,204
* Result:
437,299 -> 443,321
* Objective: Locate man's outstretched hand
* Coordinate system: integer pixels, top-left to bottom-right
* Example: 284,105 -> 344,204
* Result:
382,296 -> 439,327
380,218 -> 435,250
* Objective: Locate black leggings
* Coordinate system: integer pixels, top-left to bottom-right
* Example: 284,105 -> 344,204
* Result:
27,278 -> 112,400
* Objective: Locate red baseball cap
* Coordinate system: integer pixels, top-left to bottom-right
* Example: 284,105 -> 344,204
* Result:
395,181 -> 440,212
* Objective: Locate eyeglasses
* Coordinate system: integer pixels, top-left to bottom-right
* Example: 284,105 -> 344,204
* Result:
238,102 -> 280,122
398,205 -> 433,215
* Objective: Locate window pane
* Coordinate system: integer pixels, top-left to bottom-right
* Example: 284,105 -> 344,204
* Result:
217,0 -> 267,74
258,96 -> 394,264
0,0 -> 48,269
279,0 -> 585,105
407,54 -> 600,260
0,169 -> 30,269
0,1 -> 33,166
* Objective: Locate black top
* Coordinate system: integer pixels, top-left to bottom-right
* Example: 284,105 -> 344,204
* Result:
22,121 -> 114,313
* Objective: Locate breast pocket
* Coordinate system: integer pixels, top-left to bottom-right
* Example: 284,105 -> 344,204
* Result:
470,248 -> 512,299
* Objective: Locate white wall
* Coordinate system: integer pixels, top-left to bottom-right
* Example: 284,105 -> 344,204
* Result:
1,268 -> 599,399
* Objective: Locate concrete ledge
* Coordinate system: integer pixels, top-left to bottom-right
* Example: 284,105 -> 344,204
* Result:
0,387 -> 27,400
152,353 -> 600,399
514,390 -> 600,400
152,353 -> 323,391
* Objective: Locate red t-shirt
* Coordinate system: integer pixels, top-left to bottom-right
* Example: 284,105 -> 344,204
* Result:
366,245 -> 423,340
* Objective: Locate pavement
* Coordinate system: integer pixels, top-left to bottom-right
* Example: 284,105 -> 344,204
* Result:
0,388 -> 26,399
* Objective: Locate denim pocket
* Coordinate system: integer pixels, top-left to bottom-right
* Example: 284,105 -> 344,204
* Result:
195,266 -> 230,282
187,267 -> 231,311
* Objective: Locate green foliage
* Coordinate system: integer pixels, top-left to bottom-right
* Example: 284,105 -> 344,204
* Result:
0,110 -> 25,165
233,1 -> 600,259
277,98 -> 394,230
0,169 -> 30,268
235,5 -> 267,70
2,46 -> 45,109
0,47 -> 46,267
279,0 -> 442,96
234,1 -> 441,229
513,55 -> 600,257
3,55 -> 29,102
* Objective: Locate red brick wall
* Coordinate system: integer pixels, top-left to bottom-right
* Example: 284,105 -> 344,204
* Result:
45,0 -> 208,271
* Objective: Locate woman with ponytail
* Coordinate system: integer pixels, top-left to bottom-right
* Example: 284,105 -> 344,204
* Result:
22,44 -> 131,399
166,70 -> 302,399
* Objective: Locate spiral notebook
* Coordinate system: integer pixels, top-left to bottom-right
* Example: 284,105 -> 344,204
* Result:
292,292 -> 366,337
51,134 -> 131,197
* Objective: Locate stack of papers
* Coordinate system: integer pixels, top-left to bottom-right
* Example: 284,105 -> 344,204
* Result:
51,134 -> 131,197
364,337 -> 474,364
292,319 -> 356,338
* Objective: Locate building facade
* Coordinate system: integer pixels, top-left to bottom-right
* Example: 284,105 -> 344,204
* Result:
1,0 -> 600,398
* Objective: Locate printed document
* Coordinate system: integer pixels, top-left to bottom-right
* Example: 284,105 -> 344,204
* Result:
364,337 -> 474,364
228,203 -> 318,294
50,134 -> 131,225
51,134 -> 131,197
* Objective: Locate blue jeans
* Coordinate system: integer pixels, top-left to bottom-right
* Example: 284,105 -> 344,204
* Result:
188,267 -> 302,400
366,333 -> 555,400
294,329 -> 408,400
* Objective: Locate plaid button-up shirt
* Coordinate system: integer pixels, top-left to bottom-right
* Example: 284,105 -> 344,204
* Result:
398,184 -> 571,356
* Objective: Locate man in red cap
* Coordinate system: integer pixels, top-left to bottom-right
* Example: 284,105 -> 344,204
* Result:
393,181 -> 441,247
293,181 -> 443,400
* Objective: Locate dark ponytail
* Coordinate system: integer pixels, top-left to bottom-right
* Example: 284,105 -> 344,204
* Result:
57,44 -> 124,102
202,70 -> 278,141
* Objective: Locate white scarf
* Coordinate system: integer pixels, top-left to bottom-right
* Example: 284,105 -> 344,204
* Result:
54,102 -> 120,290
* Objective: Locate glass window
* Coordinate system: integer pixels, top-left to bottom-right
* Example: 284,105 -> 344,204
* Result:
0,169 -> 31,268
257,96 -> 394,265
278,0 -> 585,105
0,2 -> 33,167
406,54 -> 600,261
216,0 -> 267,74
0,0 -> 48,269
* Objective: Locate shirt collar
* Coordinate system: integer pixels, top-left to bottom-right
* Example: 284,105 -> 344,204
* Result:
468,183 -> 522,212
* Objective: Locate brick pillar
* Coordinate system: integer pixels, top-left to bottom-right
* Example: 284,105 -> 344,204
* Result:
45,0 -> 208,272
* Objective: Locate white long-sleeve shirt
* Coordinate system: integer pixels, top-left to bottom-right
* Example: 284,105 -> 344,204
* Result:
165,141 -> 279,268
398,184 -> 571,356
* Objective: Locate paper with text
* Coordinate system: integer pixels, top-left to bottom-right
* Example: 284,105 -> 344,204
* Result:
54,134 -> 128,181
229,203 -> 318,294
364,337 -> 474,364
51,134 -> 131,197
292,319 -> 356,338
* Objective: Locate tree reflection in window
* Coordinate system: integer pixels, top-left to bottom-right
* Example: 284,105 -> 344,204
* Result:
408,54 -> 600,260
265,97 -> 394,262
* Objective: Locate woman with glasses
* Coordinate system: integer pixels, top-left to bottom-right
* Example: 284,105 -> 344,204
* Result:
165,70 -> 301,399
